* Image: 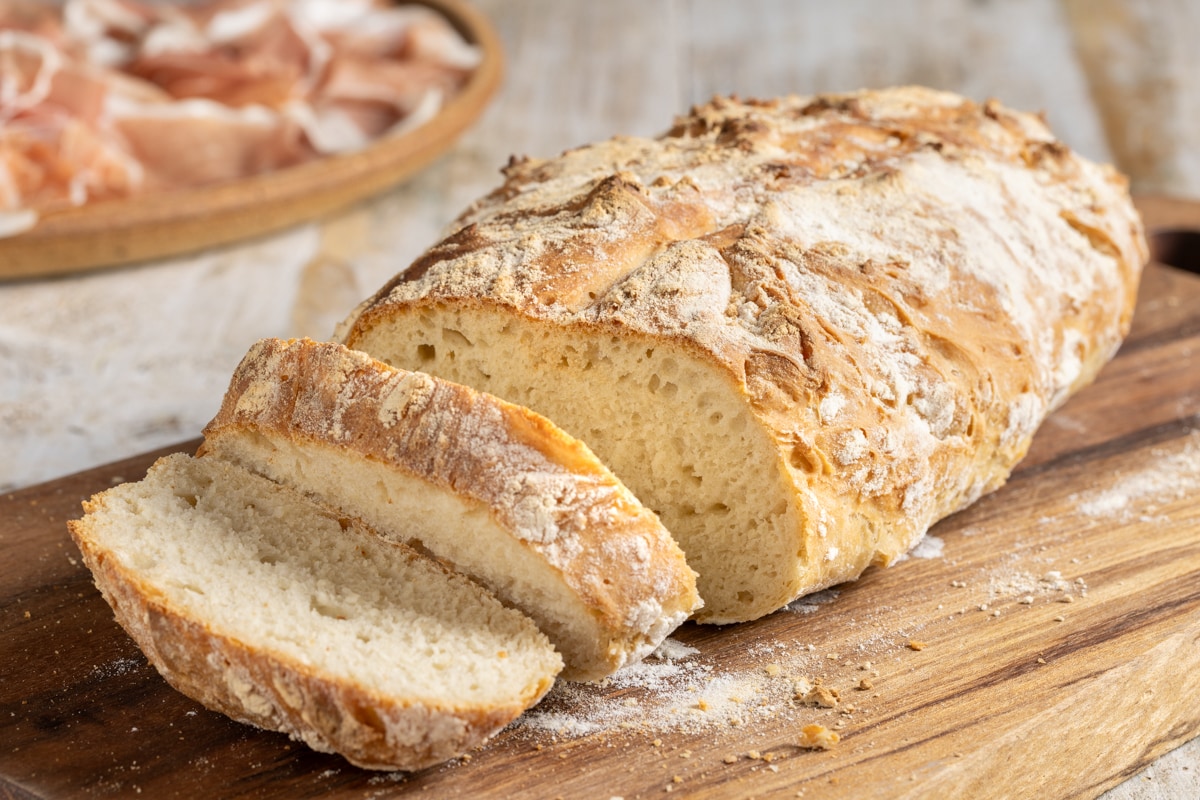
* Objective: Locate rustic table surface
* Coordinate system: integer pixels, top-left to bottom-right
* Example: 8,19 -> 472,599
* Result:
2,2 -> 1198,798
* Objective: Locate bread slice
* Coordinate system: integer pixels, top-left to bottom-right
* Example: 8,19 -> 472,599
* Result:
336,87 -> 1147,623
68,453 -> 561,770
200,337 -> 700,681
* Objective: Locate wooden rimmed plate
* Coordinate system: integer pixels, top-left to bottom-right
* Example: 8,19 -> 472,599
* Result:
0,0 -> 503,281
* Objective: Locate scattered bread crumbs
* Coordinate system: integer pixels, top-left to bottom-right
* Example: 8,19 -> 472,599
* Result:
1037,658 -> 1046,664
1019,596 -> 1034,605
672,775 -> 682,783
857,678 -> 874,691
799,685 -> 840,708
797,724 -> 840,750
747,750 -> 762,760
765,664 -> 782,677
1053,615 -> 1066,622
723,754 -> 738,764
696,699 -> 710,711
908,640 -> 927,651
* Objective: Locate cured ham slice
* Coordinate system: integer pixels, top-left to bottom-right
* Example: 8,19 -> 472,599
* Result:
0,0 -> 481,236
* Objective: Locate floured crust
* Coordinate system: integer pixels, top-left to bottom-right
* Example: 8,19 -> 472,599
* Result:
339,87 -> 1147,618
201,337 -> 701,678
68,462 -> 553,771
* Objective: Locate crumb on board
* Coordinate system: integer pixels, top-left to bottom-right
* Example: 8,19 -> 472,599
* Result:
798,685 -> 840,708
907,640 -> 927,651
797,724 -> 840,750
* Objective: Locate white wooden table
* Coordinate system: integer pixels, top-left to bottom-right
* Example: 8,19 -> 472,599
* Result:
2,2 -> 1198,796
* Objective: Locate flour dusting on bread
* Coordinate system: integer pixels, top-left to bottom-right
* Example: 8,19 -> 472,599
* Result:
340,87 -> 1146,622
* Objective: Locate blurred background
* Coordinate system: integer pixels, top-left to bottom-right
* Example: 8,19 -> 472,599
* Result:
1,1 -> 1197,795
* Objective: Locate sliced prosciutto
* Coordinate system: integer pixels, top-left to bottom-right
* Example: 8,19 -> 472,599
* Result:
0,0 -> 481,236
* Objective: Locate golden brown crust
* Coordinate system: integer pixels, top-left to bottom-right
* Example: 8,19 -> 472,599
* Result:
68,493 -> 544,772
339,87 -> 1147,614
201,337 -> 701,676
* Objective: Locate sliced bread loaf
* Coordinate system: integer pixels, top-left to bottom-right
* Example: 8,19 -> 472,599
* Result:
336,87 -> 1147,623
200,337 -> 700,681
68,453 -> 562,771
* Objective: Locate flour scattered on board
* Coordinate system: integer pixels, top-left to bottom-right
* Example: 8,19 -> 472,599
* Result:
88,657 -> 144,680
785,589 -> 841,615
1067,431 -> 1200,522
909,534 -> 945,559
510,637 -> 813,737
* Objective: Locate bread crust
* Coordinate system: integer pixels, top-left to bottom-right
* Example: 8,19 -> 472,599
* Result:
339,87 -> 1147,620
201,337 -> 701,678
68,466 -> 553,772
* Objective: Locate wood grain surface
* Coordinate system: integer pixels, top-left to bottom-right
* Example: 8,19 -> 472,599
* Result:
0,0 -> 503,281
1,200 -> 1198,799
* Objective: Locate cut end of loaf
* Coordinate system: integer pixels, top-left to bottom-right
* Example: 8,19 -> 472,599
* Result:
68,453 -> 562,771
345,310 -> 812,623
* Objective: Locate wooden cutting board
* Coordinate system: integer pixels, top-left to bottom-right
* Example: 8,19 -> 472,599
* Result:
2,198 -> 1199,800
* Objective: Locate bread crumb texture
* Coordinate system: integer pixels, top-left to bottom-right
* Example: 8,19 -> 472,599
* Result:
68,454 -> 561,770
203,337 -> 700,680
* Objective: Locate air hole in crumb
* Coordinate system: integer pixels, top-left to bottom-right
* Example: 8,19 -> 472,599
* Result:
648,374 -> 662,393
416,344 -> 436,362
178,494 -> 198,508
311,600 -> 348,621
337,518 -> 352,532
737,590 -> 754,604
443,328 -> 473,347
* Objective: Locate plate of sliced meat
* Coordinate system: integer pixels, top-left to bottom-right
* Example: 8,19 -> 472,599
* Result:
0,0 -> 502,279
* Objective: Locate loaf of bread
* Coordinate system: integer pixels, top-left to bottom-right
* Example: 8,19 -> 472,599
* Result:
67,453 -> 562,771
337,87 -> 1147,623
200,337 -> 700,680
